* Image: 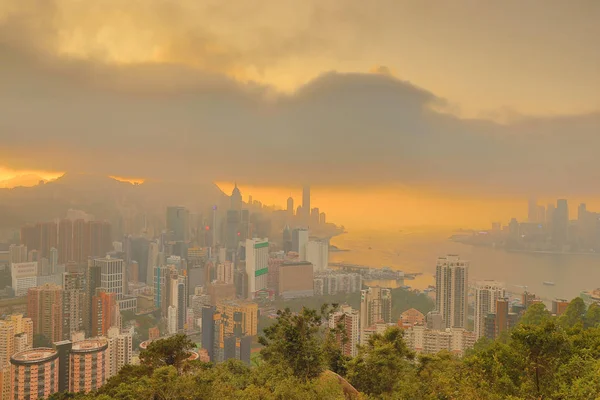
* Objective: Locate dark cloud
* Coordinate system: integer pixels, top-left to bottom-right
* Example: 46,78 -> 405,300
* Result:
0,1 -> 599,197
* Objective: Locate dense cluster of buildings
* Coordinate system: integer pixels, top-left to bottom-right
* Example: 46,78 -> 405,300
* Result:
458,198 -> 600,253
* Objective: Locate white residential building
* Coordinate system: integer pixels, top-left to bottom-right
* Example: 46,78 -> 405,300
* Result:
306,240 -> 329,273
106,326 -> 133,378
167,306 -> 178,335
11,262 -> 38,297
360,287 -> 392,331
329,305 -> 359,357
404,325 -> 477,357
435,255 -> 469,329
474,281 -> 506,339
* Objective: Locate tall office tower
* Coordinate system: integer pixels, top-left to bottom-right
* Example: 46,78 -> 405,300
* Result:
27,284 -> 64,343
9,244 -> 28,265
11,348 -> 60,400
147,241 -> 159,287
282,225 -> 292,254
91,291 -> 118,337
106,326 -> 132,379
360,287 -> 392,330
474,281 -> 505,339
328,305 -> 360,357
245,238 -> 269,298
38,221 -> 58,259
95,257 -> 125,300
201,306 -> 224,363
291,228 -> 309,260
167,206 -> 189,242
176,275 -> 187,331
528,198 -> 538,222
435,255 -> 469,329
553,199 -> 569,249
69,339 -> 108,393
130,237 -> 149,284
287,197 -> 294,217
231,183 -> 243,211
58,219 -> 73,263
225,209 -> 241,250
302,185 -> 311,223
306,240 -> 329,272
63,271 -> 84,340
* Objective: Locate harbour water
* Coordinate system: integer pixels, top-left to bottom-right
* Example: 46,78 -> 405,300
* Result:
330,229 -> 600,301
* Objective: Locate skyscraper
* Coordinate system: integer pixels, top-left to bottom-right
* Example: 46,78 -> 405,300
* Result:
435,255 -> 469,329
553,199 -> 569,249
106,326 -> 132,379
286,197 -> 294,216
360,286 -> 392,331
474,281 -> 505,339
245,238 -> 269,298
291,228 -> 309,260
62,271 -> 84,340
231,183 -> 243,211
282,225 -> 292,254
166,206 -> 189,242
11,348 -> 60,400
27,284 -> 64,343
69,338 -> 108,393
302,185 -> 310,223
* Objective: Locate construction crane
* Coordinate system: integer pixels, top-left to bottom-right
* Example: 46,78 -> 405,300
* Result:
511,284 -> 529,292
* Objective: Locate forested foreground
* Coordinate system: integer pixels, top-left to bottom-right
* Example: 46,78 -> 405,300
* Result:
50,298 -> 600,400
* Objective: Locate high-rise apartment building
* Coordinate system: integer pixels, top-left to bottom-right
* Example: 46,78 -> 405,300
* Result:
435,255 -> 469,329
360,286 -> 392,331
306,240 -> 328,272
474,281 -> 505,339
27,284 -> 64,343
91,291 -> 118,337
8,244 -> 28,265
72,220 -> 112,264
245,238 -> 269,298
69,339 -> 108,393
58,219 -> 74,263
328,305 -> 359,357
63,271 -> 84,340
11,348 -> 60,400
201,306 -> 224,362
106,326 -> 132,379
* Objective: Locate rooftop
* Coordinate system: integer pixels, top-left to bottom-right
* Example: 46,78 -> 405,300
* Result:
11,348 -> 58,364
72,338 -> 108,353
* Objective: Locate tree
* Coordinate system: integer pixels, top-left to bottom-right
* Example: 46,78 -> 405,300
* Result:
519,303 -> 551,326
139,334 -> 195,374
584,303 -> 600,328
559,297 -> 585,328
510,320 -> 570,398
258,306 -> 329,382
346,327 -> 414,397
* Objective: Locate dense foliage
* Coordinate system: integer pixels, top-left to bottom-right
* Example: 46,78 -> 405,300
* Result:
52,297 -> 600,400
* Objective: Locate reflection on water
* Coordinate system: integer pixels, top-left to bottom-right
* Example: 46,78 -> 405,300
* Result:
330,230 -> 600,301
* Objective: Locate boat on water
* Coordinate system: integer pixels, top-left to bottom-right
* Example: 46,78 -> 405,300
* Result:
543,281 -> 555,286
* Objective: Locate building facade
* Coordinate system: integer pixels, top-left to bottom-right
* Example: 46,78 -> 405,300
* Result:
11,348 -> 60,400
435,255 -> 469,329
69,339 -> 108,393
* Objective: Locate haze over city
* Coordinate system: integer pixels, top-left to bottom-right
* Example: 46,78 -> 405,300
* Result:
2,1 -> 600,228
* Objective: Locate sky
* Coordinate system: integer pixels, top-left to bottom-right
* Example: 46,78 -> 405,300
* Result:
1,0 -> 599,228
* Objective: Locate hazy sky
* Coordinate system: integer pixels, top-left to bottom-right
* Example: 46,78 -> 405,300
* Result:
1,0 -> 599,227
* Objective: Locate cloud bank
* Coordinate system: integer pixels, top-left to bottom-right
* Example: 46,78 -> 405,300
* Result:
0,0 -> 599,196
